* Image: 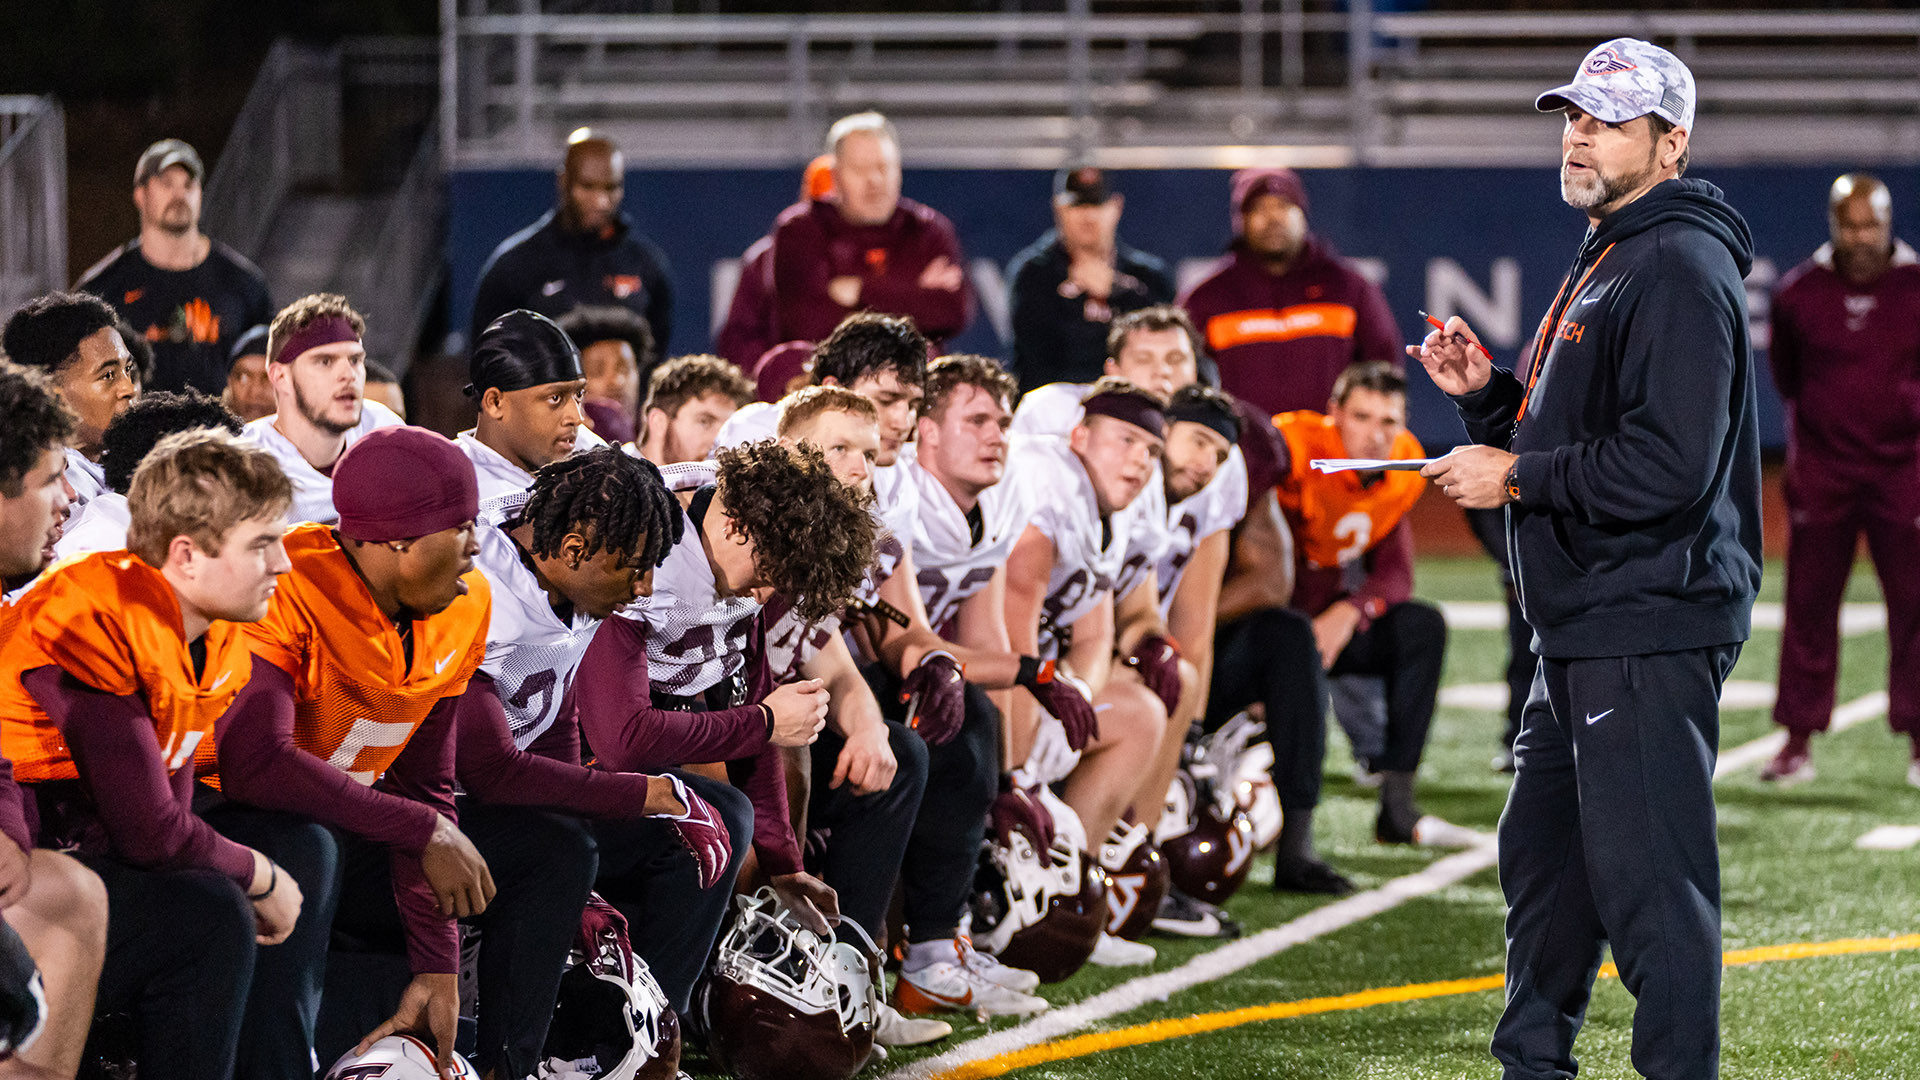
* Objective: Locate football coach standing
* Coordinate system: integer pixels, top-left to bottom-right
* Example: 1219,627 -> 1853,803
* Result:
1417,39 -> 1761,1080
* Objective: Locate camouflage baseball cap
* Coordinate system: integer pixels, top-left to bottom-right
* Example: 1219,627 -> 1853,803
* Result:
1536,38 -> 1696,132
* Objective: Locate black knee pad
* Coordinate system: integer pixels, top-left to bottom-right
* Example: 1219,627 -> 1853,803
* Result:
888,722 -> 931,803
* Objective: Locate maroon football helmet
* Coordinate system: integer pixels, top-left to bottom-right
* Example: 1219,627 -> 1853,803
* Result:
972,791 -> 1109,984
1098,821 -> 1170,941
698,889 -> 881,1080
540,895 -> 680,1080
1160,784 -> 1259,906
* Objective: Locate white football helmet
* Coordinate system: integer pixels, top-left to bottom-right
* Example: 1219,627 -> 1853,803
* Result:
325,1035 -> 478,1080
698,888 -> 882,1080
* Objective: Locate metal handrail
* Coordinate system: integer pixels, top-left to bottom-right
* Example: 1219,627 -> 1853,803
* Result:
0,96 -> 66,315
443,5 -> 1920,167
361,119 -> 444,375
203,41 -> 343,262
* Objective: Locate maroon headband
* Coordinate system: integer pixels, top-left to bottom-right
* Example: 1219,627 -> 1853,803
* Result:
274,315 -> 360,364
1080,391 -> 1165,440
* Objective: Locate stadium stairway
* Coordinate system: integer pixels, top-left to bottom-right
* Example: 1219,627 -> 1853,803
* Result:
203,38 -> 443,376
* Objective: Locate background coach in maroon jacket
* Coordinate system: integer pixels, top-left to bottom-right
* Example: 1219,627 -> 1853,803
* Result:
768,111 -> 973,348
1179,168 -> 1400,418
1762,172 -> 1920,786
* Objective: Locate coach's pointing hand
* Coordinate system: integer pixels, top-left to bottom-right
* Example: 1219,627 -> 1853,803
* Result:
1422,445 -> 1517,510
1408,315 -> 1492,396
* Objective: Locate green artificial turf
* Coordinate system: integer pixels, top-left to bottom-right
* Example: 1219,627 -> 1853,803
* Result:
697,557 -> 1917,1080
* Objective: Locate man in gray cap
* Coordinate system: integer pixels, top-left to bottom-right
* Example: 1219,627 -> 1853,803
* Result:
76,138 -> 272,397
1418,38 -> 1760,1080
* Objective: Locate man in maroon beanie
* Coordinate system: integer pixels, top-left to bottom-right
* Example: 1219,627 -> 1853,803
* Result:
1763,172 -> 1920,786
767,112 -> 972,348
1179,168 -> 1401,418
206,425 -> 726,1080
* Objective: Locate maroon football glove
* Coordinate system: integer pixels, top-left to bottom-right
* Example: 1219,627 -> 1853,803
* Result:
1126,633 -> 1183,714
1017,655 -> 1098,750
655,774 -> 732,889
900,650 -> 966,746
989,777 -> 1056,852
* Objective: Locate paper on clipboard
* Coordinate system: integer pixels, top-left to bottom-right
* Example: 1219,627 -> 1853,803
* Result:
1309,447 -> 1462,474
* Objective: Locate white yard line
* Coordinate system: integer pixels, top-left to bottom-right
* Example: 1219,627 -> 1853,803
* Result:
1714,691 -> 1887,780
880,843 -> 1500,1080
886,689 -> 1890,1080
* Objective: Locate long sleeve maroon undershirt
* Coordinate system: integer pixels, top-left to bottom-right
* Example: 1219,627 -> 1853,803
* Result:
455,674 -> 658,818
22,666 -> 255,886
217,656 -> 459,973
0,760 -> 30,859
572,614 -> 802,876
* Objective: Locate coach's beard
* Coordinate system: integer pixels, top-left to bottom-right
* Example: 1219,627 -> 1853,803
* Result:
1560,151 -> 1657,215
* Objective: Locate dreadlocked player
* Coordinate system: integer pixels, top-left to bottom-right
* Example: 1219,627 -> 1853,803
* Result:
473,446 -> 747,1032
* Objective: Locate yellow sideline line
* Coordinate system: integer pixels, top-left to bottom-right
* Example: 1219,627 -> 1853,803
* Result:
933,934 -> 1920,1080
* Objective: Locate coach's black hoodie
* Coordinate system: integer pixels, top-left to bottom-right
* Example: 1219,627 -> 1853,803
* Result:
1451,177 -> 1762,659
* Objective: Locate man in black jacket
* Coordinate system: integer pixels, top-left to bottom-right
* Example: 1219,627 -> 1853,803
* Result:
1006,166 -> 1173,388
1419,38 -> 1760,1080
469,132 -> 674,353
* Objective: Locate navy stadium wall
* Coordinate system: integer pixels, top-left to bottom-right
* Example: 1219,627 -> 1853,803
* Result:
446,165 -> 1920,449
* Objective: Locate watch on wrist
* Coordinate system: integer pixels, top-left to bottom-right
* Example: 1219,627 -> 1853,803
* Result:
1504,461 -> 1522,505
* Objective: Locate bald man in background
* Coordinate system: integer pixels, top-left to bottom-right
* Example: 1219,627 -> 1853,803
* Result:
1764,173 -> 1920,785
470,132 -> 675,352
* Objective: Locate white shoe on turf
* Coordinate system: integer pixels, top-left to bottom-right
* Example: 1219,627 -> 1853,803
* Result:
1089,932 -> 1155,967
874,1000 -> 952,1046
1908,761 -> 1920,790
895,942 -> 1050,1017
958,939 -> 1042,993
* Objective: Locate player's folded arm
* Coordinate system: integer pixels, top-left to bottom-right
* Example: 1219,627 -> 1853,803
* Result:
453,674 -> 660,817
26,667 -> 255,885
214,656 -> 438,853
574,617 -> 770,773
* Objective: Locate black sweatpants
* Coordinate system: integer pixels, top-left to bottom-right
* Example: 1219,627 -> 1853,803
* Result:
199,798 -> 341,1080
1493,644 -> 1738,1080
592,768 -> 754,1016
234,801 -> 596,1080
458,802 -> 600,1078
1327,601 -> 1447,774
869,669 -> 1002,945
77,855 -> 258,1080
806,717 -> 928,941
1209,607 -> 1327,810
1466,505 -> 1538,747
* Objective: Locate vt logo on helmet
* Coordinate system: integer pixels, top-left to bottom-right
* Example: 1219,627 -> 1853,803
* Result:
1157,714 -> 1268,906
1098,819 -> 1170,941
325,1035 -> 478,1080
698,888 -> 884,1080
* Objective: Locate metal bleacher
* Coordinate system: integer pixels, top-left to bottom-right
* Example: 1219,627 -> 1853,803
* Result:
439,2 -> 1920,170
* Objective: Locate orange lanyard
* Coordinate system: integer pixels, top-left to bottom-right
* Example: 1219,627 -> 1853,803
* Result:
1516,242 -> 1615,424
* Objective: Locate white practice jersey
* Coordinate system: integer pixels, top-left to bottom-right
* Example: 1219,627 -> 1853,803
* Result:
473,491 -> 603,748
1113,452 -> 1249,616
1014,435 -> 1143,658
1016,381 -> 1248,618
458,426 -> 606,504
905,437 -> 1036,633
53,492 -> 130,560
618,459 -> 762,697
242,401 -> 405,525
63,449 -> 106,516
